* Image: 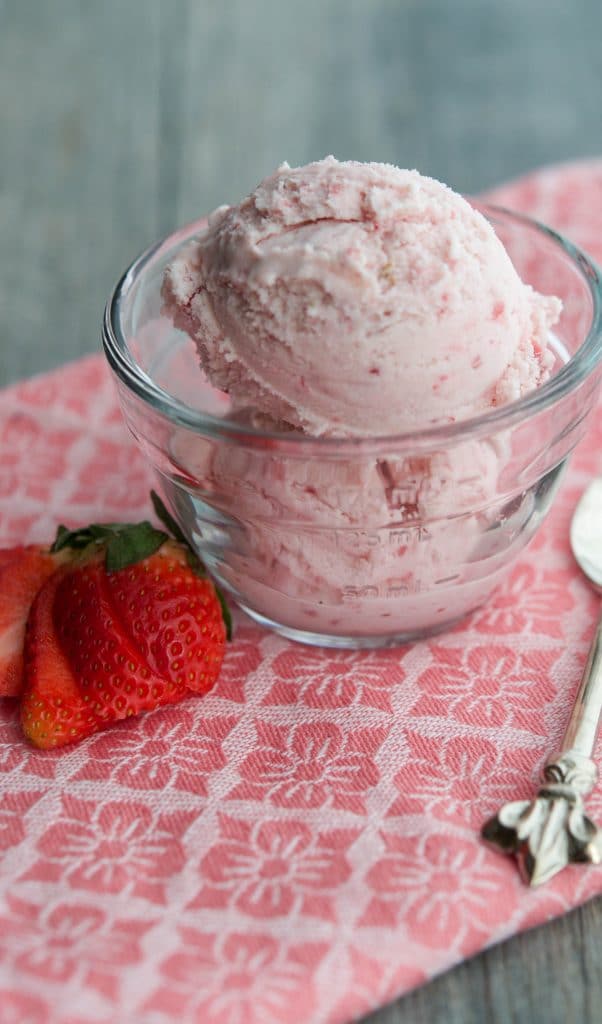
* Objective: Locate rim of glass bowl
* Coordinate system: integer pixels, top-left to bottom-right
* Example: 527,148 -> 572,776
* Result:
102,202 -> 602,454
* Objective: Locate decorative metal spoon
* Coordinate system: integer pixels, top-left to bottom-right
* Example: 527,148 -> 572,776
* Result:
482,476 -> 602,886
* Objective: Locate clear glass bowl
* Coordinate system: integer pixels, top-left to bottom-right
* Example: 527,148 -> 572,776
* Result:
102,205 -> 602,648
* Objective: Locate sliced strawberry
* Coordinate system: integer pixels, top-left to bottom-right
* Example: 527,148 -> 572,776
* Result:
52,558 -> 184,724
0,548 -> 21,571
102,540 -> 225,696
21,568 -> 97,749
20,496 -> 228,750
0,545 -> 60,697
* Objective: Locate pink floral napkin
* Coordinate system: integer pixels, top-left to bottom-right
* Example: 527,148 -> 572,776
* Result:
1,160 -> 601,1024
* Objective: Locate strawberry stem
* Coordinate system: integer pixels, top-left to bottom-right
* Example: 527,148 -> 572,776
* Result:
51,522 -> 168,572
51,493 -> 233,640
151,491 -> 188,546
215,587 -> 233,641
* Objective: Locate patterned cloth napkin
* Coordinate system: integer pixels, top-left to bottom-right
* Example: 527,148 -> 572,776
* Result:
1,160 -> 601,1024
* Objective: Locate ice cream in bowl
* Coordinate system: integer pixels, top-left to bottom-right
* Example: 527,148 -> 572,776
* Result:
102,158 -> 602,648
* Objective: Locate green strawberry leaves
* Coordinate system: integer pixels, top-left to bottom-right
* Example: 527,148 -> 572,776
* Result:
214,586 -> 233,642
52,492 -> 233,640
52,521 -> 168,572
150,490 -> 189,547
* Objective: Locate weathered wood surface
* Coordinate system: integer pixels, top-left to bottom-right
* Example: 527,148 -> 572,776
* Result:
1,2 -> 601,1021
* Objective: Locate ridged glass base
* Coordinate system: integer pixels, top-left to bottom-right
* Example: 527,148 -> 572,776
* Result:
237,602 -> 472,649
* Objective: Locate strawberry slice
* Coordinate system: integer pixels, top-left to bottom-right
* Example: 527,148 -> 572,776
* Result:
52,556 -> 188,722
19,493 -> 228,749
0,546 -> 60,697
0,548 -> 20,571
21,568 -> 98,748
102,540 -> 225,695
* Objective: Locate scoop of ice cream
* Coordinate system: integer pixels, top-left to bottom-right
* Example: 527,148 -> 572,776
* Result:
165,426 -> 524,639
163,157 -> 561,437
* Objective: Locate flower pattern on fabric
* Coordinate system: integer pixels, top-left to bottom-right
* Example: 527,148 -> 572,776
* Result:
0,790 -> 45,852
191,814 -> 359,921
362,831 -> 518,952
226,719 -> 388,813
68,438 -> 154,509
213,626 -> 264,703
264,647 -> 407,712
412,644 -> 561,735
385,732 -> 542,826
0,707 -> 60,779
0,411 -> 79,504
472,563 -> 575,638
330,946 -> 427,1023
71,708 -> 237,796
0,164 -> 601,1023
0,989 -> 48,1024
145,930 -> 327,1024
21,794 -> 197,904
0,895 -> 153,1003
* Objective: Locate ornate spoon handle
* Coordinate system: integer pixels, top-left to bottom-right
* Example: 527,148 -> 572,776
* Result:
482,615 -> 602,885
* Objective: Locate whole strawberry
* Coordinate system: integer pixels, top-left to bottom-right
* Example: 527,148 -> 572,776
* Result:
19,493 -> 229,749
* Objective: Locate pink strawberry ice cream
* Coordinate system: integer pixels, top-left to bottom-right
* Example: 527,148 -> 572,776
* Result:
160,158 -> 563,641
163,157 -> 560,436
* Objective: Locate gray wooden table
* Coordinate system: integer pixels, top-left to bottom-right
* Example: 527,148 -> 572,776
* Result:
1,2 -> 601,1021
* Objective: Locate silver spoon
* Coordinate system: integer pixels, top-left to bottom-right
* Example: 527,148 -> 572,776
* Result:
482,476 -> 602,885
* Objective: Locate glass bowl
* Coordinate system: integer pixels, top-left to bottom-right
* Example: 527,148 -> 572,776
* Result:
102,205 -> 602,649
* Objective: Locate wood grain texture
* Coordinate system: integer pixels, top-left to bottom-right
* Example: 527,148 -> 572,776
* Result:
364,897 -> 602,1023
1,0 -> 601,386
1,2 -> 601,1022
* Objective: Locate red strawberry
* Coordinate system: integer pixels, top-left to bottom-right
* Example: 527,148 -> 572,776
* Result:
20,497 -> 228,749
0,545 -> 61,697
101,542 -> 225,693
21,567 -> 99,747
